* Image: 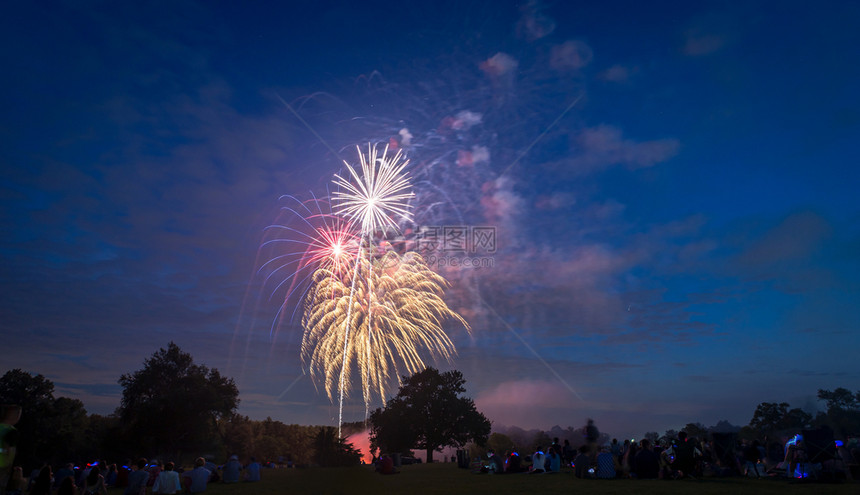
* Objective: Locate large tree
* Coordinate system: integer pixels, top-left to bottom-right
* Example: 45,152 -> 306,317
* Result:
369,368 -> 490,462
818,388 -> 859,412
816,387 -> 860,435
117,342 -> 239,457
749,401 -> 811,433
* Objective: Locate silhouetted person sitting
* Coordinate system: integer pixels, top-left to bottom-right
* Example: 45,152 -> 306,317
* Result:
547,448 -> 561,473
153,462 -> 181,494
56,476 -> 77,495
741,439 -> 763,477
505,451 -> 523,473
377,454 -> 397,475
669,431 -> 698,478
562,439 -> 574,465
83,466 -> 108,495
30,465 -> 53,495
125,459 -> 149,495
530,447 -> 546,473
182,457 -> 211,493
574,445 -> 591,478
486,450 -> 504,473
634,439 -> 660,479
54,463 -> 75,490
596,447 -> 616,478
222,455 -> 241,483
244,457 -> 261,482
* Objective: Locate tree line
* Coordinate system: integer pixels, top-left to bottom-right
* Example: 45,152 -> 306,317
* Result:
0,343 -> 360,471
2,341 -> 857,471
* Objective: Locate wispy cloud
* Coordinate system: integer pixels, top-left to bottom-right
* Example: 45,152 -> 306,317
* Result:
566,125 -> 680,174
550,40 -> 594,71
598,64 -> 634,83
517,0 -> 556,41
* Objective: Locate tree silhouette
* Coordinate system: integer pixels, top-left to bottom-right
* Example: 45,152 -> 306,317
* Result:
369,368 -> 490,462
749,402 -> 811,433
117,342 -> 238,457
643,431 -> 659,445
682,422 -> 708,441
312,427 -> 362,467
816,387 -> 860,435
818,388 -> 859,412
0,369 -> 88,468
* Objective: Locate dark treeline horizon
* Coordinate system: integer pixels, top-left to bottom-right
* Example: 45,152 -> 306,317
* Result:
2,362 -> 858,471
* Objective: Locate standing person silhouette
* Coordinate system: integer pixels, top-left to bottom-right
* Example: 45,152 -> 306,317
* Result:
0,405 -> 22,495
585,418 -> 600,460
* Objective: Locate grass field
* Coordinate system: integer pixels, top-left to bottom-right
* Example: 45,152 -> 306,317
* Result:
112,462 -> 857,495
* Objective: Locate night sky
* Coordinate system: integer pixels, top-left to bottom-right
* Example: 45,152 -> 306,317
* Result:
2,1 -> 859,441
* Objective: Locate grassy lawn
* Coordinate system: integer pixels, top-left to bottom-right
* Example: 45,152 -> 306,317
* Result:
113,462 -> 857,495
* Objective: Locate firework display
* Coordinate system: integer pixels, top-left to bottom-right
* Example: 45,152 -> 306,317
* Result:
267,143 -> 468,425
332,143 -> 415,235
301,250 -> 465,408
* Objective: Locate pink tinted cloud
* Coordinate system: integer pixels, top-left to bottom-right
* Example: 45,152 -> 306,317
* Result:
598,64 -> 634,83
683,31 -> 727,56
480,52 -> 519,78
476,380 -> 580,428
517,0 -> 556,41
481,176 -> 525,227
550,244 -> 632,288
457,145 -> 490,167
442,110 -> 483,131
550,40 -> 593,71
568,125 -> 679,173
477,380 -> 573,408
534,192 -> 575,210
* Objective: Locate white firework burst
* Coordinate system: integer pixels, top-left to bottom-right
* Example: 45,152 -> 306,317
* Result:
332,143 -> 414,235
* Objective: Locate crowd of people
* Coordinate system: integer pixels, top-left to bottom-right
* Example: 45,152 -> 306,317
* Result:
476,419 -> 859,481
1,400 -> 272,495
4,401 -> 859,490
2,455 -> 263,495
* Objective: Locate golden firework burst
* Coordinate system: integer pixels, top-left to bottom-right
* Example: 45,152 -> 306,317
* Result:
301,250 -> 467,407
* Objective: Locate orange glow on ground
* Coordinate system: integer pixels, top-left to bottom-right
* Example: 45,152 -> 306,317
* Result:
346,430 -> 374,464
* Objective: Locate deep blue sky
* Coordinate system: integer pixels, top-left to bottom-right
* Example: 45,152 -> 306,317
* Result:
2,1 -> 858,440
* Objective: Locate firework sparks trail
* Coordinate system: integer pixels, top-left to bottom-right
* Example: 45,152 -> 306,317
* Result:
261,143 -> 466,437
302,251 -> 467,408
258,196 -> 360,337
330,143 -> 422,432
